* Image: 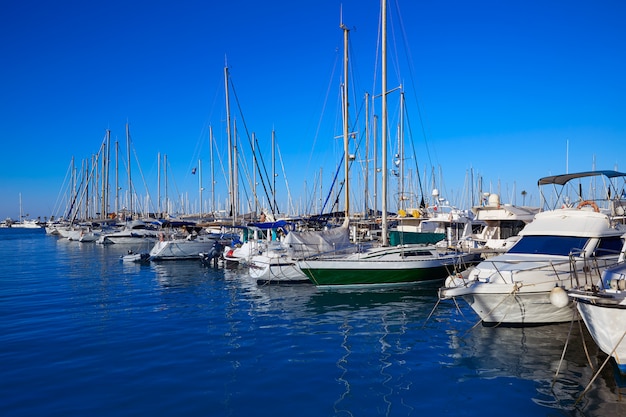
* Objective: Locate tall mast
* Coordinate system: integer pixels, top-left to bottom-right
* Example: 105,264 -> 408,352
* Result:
272,129 -> 277,216
101,129 -> 110,218
164,154 -> 168,214
341,21 -> 350,223
157,152 -> 161,215
224,65 -> 235,224
364,92 -> 370,219
198,159 -> 203,217
126,122 -> 132,218
233,118 -> 239,223
115,141 -> 119,215
319,167 -> 323,214
381,0 -> 389,246
69,156 -> 75,220
399,92 -> 405,212
252,132 -> 258,216
210,125 -> 215,215
82,158 -> 88,220
373,114 -> 378,218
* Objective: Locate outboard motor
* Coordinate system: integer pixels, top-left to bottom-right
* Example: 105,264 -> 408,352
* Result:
201,241 -> 224,267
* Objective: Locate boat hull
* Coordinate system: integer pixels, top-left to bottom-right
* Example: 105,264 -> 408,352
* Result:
459,288 -> 579,325
575,296 -> 626,373
249,255 -> 309,284
98,233 -> 159,245
298,251 -> 468,288
150,236 -> 219,260
440,265 -> 582,325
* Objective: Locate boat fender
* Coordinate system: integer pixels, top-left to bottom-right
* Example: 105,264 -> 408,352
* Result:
610,279 -> 626,291
549,286 -> 569,308
577,200 -> 599,212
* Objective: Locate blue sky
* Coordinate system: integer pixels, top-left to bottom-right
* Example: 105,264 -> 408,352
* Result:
1,0 -> 625,221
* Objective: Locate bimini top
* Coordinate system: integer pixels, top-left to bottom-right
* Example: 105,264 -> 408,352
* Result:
538,170 -> 626,186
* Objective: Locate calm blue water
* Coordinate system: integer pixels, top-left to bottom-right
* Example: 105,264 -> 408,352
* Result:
1,228 -> 625,416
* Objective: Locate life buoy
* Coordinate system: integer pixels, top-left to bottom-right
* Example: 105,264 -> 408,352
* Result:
577,200 -> 599,212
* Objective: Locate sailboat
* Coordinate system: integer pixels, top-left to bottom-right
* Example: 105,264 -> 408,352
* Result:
6,193 -> 41,228
248,219 -> 353,284
297,3 -> 474,288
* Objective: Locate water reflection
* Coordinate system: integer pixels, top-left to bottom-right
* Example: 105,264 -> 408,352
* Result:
13,232 -> 625,417
447,320 -> 626,415
150,260 -> 215,289
219,271 -> 435,416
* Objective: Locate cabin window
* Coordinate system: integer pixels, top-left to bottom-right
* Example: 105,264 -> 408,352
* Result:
402,250 -> 433,257
594,236 -> 624,257
500,220 -> 528,240
507,235 -> 589,256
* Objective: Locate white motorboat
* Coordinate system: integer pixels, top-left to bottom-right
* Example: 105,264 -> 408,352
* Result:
440,170 -> 626,326
569,239 -> 626,374
461,193 -> 540,255
96,220 -> 160,245
149,233 -> 220,261
222,223 -> 275,267
390,197 -> 479,248
77,229 -> 101,242
5,219 -> 42,229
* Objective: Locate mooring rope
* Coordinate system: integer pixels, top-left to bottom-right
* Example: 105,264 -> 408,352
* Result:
575,329 -> 626,404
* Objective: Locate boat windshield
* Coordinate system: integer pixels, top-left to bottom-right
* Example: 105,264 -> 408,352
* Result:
507,236 -> 589,256
594,236 -> 624,257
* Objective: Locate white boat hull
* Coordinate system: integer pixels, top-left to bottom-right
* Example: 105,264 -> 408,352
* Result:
97,231 -> 159,245
150,235 -> 219,260
576,300 -> 626,373
457,285 -> 578,325
440,257 -> 604,325
249,254 -> 309,284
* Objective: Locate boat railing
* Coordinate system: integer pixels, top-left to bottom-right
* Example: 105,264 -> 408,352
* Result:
471,254 -> 587,286
569,247 -> 623,290
288,241 -> 368,260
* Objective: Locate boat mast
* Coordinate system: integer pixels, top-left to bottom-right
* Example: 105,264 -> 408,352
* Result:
224,65 -> 235,225
272,129 -> 277,217
101,129 -> 110,218
126,122 -> 132,218
156,152 -> 161,216
198,158 -> 203,217
209,125 -> 215,216
83,158 -> 89,220
381,0 -> 389,246
341,20 -> 350,224
252,132 -> 257,216
233,119 -> 239,222
164,154 -> 168,214
373,114 -> 378,218
115,141 -> 119,215
399,91 -> 405,213
364,92 -> 370,219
